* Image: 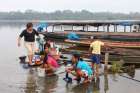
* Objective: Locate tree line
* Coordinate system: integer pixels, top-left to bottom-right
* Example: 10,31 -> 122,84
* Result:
0,10 -> 140,20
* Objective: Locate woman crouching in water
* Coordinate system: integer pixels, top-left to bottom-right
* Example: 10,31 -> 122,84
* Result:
65,53 -> 93,84
43,43 -> 60,76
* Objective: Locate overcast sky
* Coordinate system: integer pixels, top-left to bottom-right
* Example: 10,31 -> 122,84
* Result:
0,0 -> 140,13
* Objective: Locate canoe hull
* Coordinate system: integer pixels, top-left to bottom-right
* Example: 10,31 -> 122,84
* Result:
65,39 -> 140,49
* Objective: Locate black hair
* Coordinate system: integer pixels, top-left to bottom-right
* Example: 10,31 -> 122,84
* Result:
94,36 -> 99,39
26,22 -> 33,29
44,43 -> 50,49
73,53 -> 83,61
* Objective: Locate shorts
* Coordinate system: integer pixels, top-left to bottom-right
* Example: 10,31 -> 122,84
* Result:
24,42 -> 35,55
81,70 -> 93,79
82,70 -> 88,77
91,54 -> 101,64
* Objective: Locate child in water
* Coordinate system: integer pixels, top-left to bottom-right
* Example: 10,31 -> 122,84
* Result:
43,42 -> 60,76
65,53 -> 93,83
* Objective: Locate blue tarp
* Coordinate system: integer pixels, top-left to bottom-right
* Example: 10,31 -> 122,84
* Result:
118,22 -> 132,26
37,22 -> 48,32
67,32 -> 79,40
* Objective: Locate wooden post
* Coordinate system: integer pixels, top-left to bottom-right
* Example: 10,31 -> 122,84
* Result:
130,25 -> 132,32
72,25 -> 74,31
104,51 -> 109,92
97,26 -> 99,32
114,25 -> 116,32
116,25 -> 118,32
87,25 -> 88,31
83,26 -> 85,31
107,25 -> 110,32
138,25 -> 140,32
124,26 -> 126,32
103,25 -> 105,32
105,52 -> 109,69
61,25 -> 63,31
104,64 -> 109,93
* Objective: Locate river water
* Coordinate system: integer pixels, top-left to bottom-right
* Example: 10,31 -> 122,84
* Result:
0,24 -> 140,93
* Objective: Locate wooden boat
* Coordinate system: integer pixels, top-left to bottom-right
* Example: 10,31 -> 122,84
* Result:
43,32 -> 67,39
65,39 -> 140,49
43,31 -> 140,42
102,35 -> 140,42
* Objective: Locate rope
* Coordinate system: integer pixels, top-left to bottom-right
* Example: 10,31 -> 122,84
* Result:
120,74 -> 140,83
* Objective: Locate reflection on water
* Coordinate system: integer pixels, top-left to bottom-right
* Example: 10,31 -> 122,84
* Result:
93,77 -> 100,93
24,68 -> 59,93
70,68 -> 108,93
25,68 -> 37,93
126,65 -> 135,78
24,66 -> 70,93
39,75 -> 58,93
104,68 -> 109,93
24,66 -> 109,93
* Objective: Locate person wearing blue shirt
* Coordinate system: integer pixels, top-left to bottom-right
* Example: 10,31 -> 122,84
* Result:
76,60 -> 93,77
72,53 -> 93,83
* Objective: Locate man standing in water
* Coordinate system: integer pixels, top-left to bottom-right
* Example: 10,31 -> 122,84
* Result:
89,37 -> 104,77
18,22 -> 39,65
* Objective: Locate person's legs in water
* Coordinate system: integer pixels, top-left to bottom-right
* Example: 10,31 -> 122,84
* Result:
76,69 -> 91,83
91,63 -> 94,73
76,69 -> 87,83
91,55 -> 96,75
30,43 -> 35,65
64,65 -> 74,83
83,76 -> 89,83
95,63 -> 99,77
28,55 -> 33,65
81,70 -> 90,83
63,72 -> 72,83
25,42 -> 35,65
95,54 -> 101,77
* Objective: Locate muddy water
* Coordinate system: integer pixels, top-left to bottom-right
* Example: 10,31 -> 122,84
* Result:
0,25 -> 140,93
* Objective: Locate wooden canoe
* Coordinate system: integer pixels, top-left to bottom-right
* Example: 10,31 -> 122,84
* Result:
43,32 -> 140,42
65,39 -> 140,48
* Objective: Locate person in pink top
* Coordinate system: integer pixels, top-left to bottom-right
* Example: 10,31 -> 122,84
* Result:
44,45 -> 60,76
47,55 -> 59,68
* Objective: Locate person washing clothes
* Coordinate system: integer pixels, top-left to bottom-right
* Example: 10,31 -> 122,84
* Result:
65,53 -> 93,84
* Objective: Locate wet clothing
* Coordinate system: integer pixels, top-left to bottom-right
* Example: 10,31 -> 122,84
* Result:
76,60 -> 93,76
91,54 -> 101,64
90,40 -> 104,54
20,29 -> 39,42
46,55 -> 59,68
